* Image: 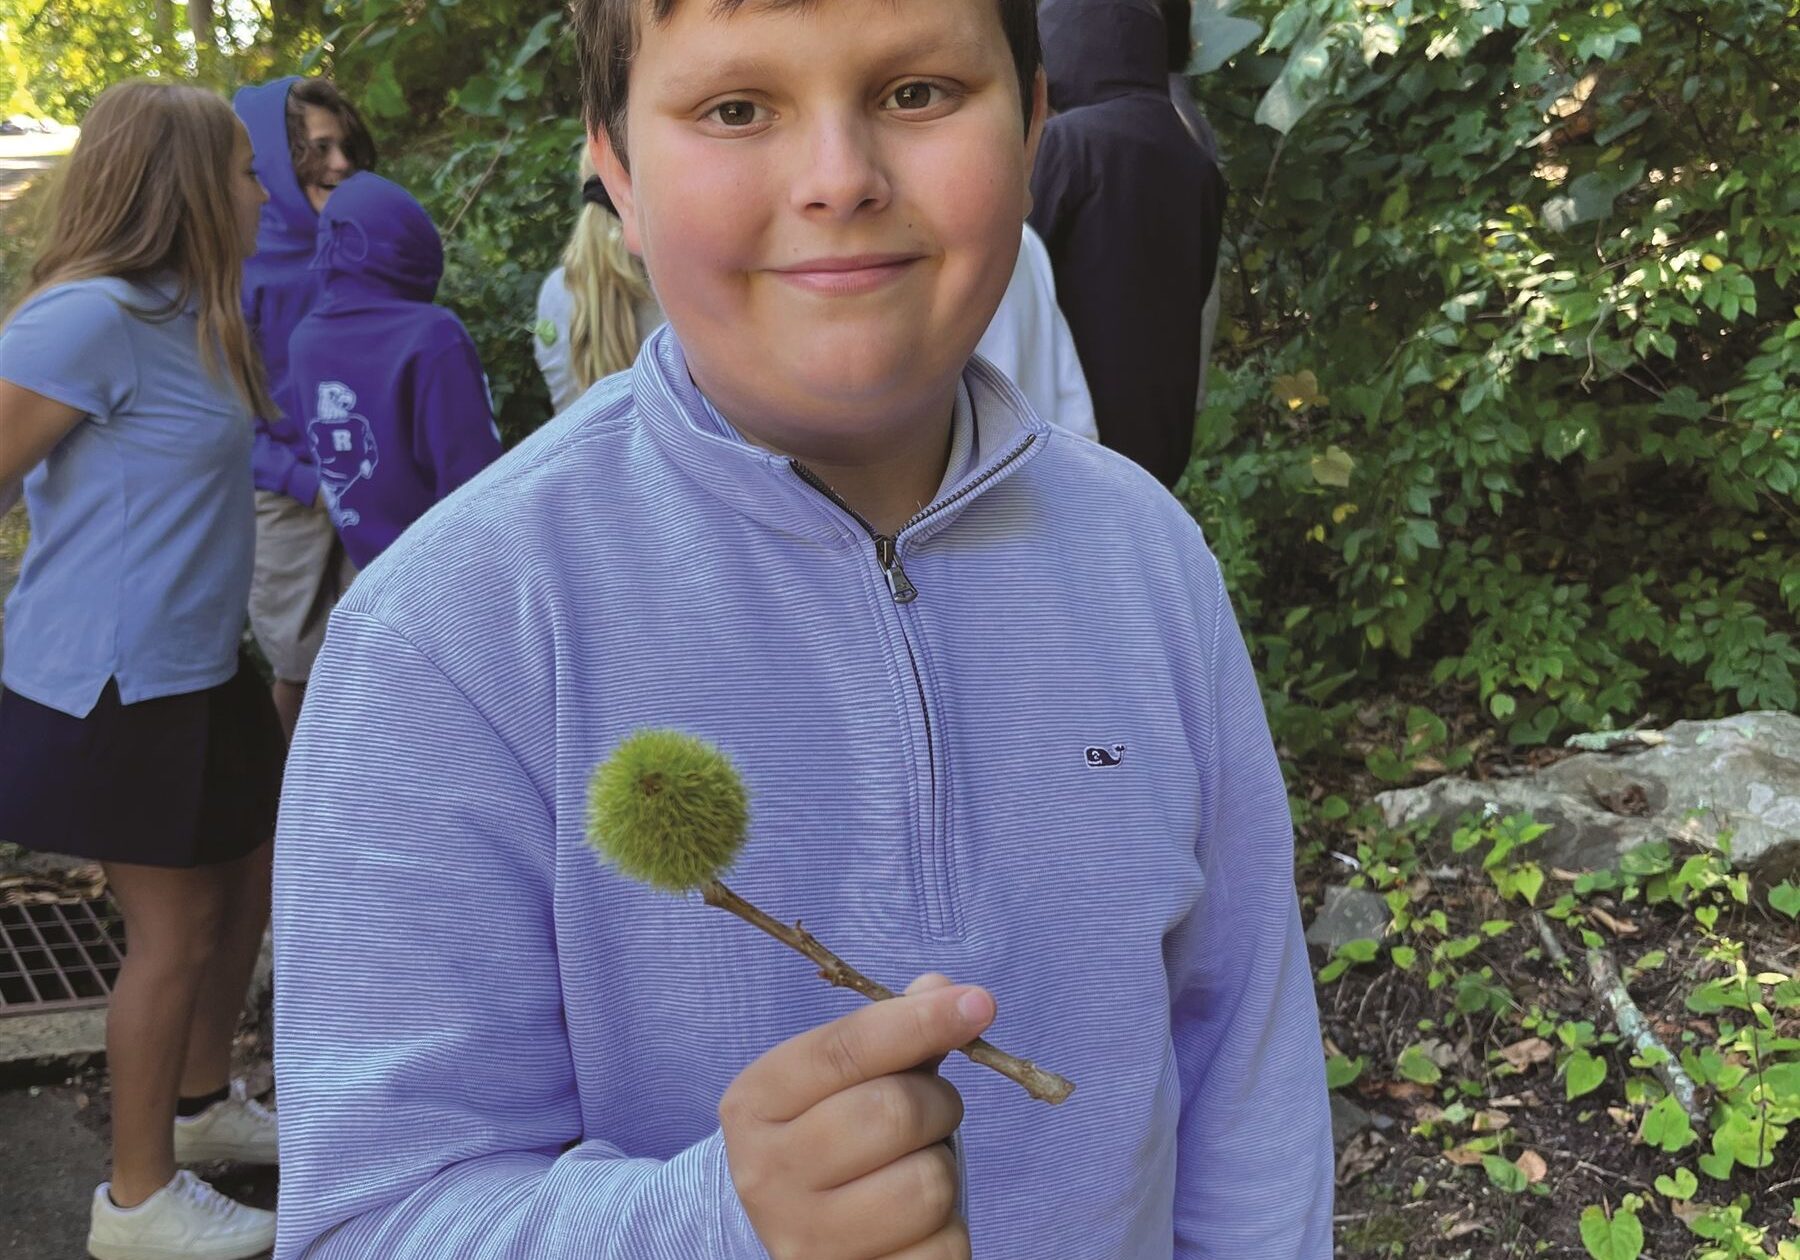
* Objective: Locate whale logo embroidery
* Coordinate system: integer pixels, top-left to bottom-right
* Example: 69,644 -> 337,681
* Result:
1084,744 -> 1126,768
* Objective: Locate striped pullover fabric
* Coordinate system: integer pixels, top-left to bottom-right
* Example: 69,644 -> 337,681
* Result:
271,328 -> 1334,1258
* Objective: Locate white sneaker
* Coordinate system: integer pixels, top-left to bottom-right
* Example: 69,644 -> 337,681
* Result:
87,1170 -> 276,1260
173,1079 -> 278,1165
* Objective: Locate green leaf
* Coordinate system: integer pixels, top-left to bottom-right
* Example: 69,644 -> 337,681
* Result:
1397,1043 -> 1443,1085
1309,444 -> 1355,488
1565,1049 -> 1607,1100
508,12 -> 562,72
1325,1053 -> 1365,1090
1698,1148 -> 1735,1180
1482,1154 -> 1527,1193
1390,945 -> 1417,969
1653,1167 -> 1697,1200
1580,1203 -> 1644,1260
1769,880 -> 1800,920
1187,9 -> 1262,74
363,59 -> 407,119
1638,1094 -> 1696,1152
1255,28 -> 1334,135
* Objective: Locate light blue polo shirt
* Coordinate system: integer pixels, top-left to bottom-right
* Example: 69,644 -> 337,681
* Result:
0,276 -> 255,718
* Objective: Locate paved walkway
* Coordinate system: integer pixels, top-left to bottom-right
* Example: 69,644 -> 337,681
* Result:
0,1078 -> 278,1259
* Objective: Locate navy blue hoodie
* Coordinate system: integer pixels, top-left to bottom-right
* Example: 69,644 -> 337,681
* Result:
286,173 -> 501,569
1030,0 -> 1227,487
235,76 -> 325,504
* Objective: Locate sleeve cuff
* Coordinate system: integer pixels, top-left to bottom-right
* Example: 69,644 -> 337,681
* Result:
285,461 -> 322,508
704,1130 -> 770,1258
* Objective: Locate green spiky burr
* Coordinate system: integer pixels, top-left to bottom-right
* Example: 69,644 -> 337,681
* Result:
585,729 -> 1075,1105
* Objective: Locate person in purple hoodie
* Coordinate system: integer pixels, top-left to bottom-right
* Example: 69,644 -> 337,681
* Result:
286,173 -> 502,571
234,76 -> 376,738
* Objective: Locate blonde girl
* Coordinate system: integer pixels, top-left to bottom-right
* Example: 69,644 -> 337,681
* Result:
532,151 -> 663,412
0,81 -> 283,1260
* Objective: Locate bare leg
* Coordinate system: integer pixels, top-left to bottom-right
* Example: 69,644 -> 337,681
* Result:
101,860 -> 232,1207
178,840 -> 272,1098
271,679 -> 305,743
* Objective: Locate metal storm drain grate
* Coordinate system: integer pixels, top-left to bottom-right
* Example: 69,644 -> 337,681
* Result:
0,896 -> 125,1015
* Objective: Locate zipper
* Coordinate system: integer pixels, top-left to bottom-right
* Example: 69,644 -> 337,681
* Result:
786,433 -> 1036,938
787,431 -> 1035,605
788,460 -> 918,603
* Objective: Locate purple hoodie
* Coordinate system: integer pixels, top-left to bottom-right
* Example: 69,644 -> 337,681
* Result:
285,172 -> 501,569
235,77 -> 325,505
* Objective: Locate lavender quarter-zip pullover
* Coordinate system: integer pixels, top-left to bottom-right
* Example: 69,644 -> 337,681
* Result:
272,328 -> 1333,1258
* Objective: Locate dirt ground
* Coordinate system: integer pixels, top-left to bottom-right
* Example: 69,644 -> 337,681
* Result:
1298,795 -> 1800,1258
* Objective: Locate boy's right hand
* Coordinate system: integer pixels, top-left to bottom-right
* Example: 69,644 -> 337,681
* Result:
720,977 -> 994,1260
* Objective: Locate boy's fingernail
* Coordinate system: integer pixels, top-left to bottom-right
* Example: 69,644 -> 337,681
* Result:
956,987 -> 994,1024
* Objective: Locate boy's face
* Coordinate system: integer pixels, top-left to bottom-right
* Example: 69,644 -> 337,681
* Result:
298,105 -> 357,214
592,0 -> 1045,458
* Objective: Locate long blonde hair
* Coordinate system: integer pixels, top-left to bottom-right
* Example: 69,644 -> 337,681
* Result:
14,80 -> 274,418
563,153 -> 651,391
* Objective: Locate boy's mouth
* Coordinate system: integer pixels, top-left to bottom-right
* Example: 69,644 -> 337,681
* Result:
770,253 -> 922,296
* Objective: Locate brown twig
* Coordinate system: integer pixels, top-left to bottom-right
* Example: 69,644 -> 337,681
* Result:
442,133 -> 513,242
701,880 -> 1076,1105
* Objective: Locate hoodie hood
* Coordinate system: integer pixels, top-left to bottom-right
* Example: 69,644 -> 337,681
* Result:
311,172 -> 443,304
1039,0 -> 1168,111
233,77 -> 316,257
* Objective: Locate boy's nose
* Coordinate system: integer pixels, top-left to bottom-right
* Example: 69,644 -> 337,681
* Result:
790,116 -> 891,220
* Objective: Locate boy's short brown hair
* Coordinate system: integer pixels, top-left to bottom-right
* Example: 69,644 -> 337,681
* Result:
572,0 -> 1041,159
285,78 -> 378,187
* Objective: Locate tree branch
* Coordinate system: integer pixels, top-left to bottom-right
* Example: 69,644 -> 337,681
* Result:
701,880 -> 1076,1104
1532,911 -> 1706,1131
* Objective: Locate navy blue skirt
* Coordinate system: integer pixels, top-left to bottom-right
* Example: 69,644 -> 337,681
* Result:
0,658 -> 284,868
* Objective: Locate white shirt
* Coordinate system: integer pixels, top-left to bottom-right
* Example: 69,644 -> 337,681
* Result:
533,266 -> 665,415
974,225 -> 1098,441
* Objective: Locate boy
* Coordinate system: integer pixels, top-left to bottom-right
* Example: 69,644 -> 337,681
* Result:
234,76 -> 375,737
272,0 -> 1332,1256
287,172 -> 502,569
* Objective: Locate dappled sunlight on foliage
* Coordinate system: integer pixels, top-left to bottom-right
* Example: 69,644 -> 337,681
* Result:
1184,0 -> 1799,759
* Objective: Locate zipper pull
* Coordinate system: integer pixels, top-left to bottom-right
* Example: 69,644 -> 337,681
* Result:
874,535 -> 917,604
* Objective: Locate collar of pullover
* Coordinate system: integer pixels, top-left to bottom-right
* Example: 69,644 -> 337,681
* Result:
629,325 -> 1052,549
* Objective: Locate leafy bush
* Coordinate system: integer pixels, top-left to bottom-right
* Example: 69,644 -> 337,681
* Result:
1184,0 -> 1800,755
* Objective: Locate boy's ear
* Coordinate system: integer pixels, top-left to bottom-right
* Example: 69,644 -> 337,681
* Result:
1022,68 -> 1049,215
586,127 -> 642,256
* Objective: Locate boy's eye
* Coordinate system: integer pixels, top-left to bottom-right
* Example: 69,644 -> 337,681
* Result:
885,82 -> 947,112
708,100 -> 765,128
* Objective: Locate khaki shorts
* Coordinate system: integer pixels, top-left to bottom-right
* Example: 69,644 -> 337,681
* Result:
248,490 -> 357,683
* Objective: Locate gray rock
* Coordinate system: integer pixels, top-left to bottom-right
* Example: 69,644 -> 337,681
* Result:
1305,885 -> 1391,952
1330,1093 -> 1374,1146
1377,712 -> 1800,886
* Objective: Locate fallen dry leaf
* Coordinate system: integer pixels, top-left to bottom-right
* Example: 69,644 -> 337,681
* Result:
1336,1132 -> 1386,1187
1375,1079 -> 1438,1103
1497,1037 -> 1555,1071
1589,906 -> 1640,936
1607,1107 -> 1635,1129
1442,1218 -> 1484,1241
1516,1150 -> 1548,1184
1488,1094 -> 1527,1108
1551,867 -> 1586,882
1671,1200 -> 1707,1226
1442,1145 -> 1487,1167
1472,1109 -> 1511,1133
